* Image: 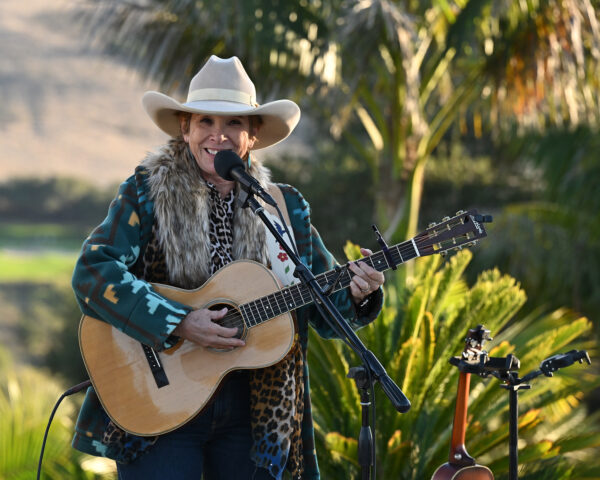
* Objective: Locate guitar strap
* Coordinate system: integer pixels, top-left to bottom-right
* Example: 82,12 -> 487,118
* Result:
261,184 -> 299,288
265,183 -> 291,226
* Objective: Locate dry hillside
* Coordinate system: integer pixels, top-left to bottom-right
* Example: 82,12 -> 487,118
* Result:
0,0 -> 170,186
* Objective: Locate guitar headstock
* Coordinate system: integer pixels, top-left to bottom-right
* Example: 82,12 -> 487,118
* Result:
415,210 -> 491,257
462,324 -> 492,362
449,325 -> 493,373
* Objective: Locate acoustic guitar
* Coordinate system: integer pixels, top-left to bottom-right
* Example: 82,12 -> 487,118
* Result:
431,325 -> 494,480
79,210 -> 488,436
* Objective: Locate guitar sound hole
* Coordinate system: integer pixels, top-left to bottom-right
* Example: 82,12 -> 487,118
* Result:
208,303 -> 245,340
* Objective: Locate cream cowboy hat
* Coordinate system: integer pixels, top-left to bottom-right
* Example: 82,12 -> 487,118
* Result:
142,55 -> 301,149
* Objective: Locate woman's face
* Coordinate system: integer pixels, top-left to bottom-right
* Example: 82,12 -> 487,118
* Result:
181,113 -> 257,185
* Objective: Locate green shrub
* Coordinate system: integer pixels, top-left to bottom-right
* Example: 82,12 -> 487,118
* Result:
0,366 -> 114,479
309,249 -> 599,479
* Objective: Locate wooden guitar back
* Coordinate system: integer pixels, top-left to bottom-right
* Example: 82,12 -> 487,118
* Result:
432,463 -> 494,480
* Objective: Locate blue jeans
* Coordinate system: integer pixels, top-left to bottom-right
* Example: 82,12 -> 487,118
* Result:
117,371 -> 272,479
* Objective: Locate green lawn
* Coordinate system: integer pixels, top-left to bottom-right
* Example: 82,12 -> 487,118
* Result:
0,222 -> 89,251
0,250 -> 77,284
0,221 -> 84,283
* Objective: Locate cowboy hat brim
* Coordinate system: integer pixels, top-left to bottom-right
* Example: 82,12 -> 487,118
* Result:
142,92 -> 301,150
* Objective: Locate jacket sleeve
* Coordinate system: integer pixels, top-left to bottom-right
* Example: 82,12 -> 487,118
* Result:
279,184 -> 383,340
307,224 -> 384,339
71,176 -> 192,351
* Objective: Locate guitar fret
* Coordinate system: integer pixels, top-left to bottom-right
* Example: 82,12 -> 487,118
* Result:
295,287 -> 305,305
345,269 -> 353,287
372,252 -> 388,271
258,299 -> 268,319
284,289 -> 296,309
248,301 -> 261,326
317,273 -> 329,289
241,303 -> 254,326
261,296 -> 274,317
267,294 -> 280,316
403,244 -> 416,261
291,285 -> 303,306
397,245 -> 404,263
394,241 -> 414,266
411,238 -> 420,257
276,290 -> 288,313
255,299 -> 267,321
299,286 -> 312,304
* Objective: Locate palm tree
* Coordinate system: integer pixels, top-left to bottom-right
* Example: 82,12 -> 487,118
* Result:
74,0 -> 600,242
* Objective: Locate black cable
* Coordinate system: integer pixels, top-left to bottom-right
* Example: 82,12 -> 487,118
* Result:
37,380 -> 91,480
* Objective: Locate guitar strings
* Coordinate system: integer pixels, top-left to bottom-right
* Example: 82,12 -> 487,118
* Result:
209,232 -> 464,330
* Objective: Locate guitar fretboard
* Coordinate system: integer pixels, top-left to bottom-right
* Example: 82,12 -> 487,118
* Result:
239,238 -> 420,327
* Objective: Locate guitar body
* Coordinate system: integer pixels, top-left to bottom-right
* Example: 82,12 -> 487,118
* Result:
79,260 -> 294,436
432,463 -> 494,480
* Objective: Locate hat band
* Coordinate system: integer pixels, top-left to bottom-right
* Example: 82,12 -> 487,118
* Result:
187,88 -> 257,106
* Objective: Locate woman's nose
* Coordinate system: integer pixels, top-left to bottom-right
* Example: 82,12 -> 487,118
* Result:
209,121 -> 227,141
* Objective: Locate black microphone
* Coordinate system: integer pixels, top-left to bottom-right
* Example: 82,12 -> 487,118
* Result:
214,150 -> 277,207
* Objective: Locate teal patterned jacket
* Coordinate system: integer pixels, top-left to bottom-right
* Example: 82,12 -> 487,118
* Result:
71,166 -> 383,478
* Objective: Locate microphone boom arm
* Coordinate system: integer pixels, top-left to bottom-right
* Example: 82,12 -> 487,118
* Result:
244,194 -> 411,413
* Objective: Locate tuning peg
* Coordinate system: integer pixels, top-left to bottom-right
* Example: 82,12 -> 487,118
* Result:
428,222 -> 437,228
442,216 -> 450,222
455,210 -> 465,215
473,214 -> 493,223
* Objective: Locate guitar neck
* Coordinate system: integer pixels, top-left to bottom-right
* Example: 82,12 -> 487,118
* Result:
449,372 -> 472,463
239,238 -> 420,327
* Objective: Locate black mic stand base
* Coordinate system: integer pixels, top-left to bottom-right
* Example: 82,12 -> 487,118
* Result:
348,366 -> 375,480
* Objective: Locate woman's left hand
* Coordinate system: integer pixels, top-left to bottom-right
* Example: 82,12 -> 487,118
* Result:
348,248 -> 385,304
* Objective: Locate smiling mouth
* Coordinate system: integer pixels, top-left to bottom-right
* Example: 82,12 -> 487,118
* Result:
205,148 -> 231,155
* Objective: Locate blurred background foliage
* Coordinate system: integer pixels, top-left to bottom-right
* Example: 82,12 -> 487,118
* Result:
310,247 -> 599,479
1,0 -> 600,478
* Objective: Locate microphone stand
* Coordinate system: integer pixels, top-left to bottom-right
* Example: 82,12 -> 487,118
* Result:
239,191 -> 411,480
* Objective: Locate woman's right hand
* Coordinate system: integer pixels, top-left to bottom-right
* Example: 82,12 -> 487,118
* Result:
173,308 -> 245,349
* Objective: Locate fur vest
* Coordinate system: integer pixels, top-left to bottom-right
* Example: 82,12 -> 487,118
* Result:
141,138 -> 271,289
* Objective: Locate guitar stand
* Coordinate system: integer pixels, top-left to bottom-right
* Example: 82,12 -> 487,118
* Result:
478,350 -> 591,480
500,373 -> 530,480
